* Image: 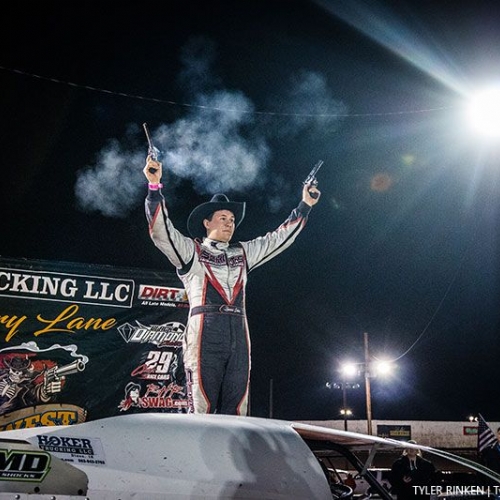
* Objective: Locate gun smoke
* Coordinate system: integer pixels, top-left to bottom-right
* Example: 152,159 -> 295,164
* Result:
74,36 -> 346,218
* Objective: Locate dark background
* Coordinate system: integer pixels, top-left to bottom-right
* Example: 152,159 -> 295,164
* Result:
1,0 -> 499,422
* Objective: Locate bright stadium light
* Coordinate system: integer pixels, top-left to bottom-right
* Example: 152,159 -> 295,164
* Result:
340,362 -> 359,378
338,333 -> 398,435
466,86 -> 500,138
373,359 -> 393,377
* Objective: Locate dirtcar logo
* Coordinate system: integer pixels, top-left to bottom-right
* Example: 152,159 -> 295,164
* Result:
0,450 -> 51,481
139,285 -> 187,303
118,321 -> 185,346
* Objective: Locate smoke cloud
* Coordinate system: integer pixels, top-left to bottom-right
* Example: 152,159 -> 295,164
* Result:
75,139 -> 145,218
74,36 -> 346,218
154,91 -> 269,194
268,70 -> 347,137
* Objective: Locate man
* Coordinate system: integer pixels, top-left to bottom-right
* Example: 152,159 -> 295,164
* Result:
390,440 -> 436,500
143,155 -> 320,415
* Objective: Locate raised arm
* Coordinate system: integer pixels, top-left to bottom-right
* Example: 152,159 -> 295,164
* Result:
143,156 -> 195,270
241,182 -> 321,272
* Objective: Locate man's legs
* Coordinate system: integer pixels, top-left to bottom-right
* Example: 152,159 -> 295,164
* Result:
218,317 -> 250,415
184,313 -> 250,415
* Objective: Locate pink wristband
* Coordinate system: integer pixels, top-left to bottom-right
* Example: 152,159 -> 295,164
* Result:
148,183 -> 163,190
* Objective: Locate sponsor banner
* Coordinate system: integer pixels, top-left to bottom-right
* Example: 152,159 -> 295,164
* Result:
0,257 -> 190,430
377,424 -> 411,441
463,426 -> 478,435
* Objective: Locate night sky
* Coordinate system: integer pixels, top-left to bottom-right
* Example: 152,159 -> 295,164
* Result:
1,0 -> 500,422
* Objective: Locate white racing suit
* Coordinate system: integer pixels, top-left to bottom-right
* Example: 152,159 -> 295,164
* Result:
145,189 -> 312,415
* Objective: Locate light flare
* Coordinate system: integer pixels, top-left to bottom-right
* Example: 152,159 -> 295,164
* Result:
466,86 -> 500,138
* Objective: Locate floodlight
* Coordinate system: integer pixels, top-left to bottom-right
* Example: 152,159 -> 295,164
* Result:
340,362 -> 358,378
373,359 -> 393,377
466,86 -> 500,138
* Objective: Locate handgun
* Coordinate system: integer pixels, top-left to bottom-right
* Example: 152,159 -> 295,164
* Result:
42,359 -> 85,399
45,359 -> 85,382
143,122 -> 162,173
303,160 -> 323,199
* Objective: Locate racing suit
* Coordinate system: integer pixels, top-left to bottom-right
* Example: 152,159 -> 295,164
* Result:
145,189 -> 312,415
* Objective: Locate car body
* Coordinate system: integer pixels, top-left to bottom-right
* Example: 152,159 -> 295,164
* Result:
0,413 -> 499,499
338,468 -> 394,497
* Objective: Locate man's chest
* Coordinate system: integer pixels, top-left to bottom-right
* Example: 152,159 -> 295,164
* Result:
197,247 -> 245,269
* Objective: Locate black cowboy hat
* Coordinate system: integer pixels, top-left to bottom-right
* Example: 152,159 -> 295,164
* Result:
187,193 -> 246,239
5,356 -> 33,372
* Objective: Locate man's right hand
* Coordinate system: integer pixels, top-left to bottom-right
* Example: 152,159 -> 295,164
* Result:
143,155 -> 163,184
302,182 -> 321,206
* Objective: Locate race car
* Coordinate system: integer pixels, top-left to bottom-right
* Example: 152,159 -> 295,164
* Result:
0,413 -> 498,499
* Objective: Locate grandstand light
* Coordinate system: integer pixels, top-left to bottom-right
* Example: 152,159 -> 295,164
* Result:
340,362 -> 359,378
339,333 -> 397,435
373,359 -> 394,377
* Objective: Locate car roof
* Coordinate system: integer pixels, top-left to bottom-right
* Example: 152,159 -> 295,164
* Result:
290,420 -> 500,483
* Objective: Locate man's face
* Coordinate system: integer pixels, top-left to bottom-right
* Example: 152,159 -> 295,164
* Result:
204,210 -> 235,242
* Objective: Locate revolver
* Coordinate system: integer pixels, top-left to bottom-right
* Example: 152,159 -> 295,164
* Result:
44,359 -> 85,384
42,359 -> 85,400
303,160 -> 323,199
143,122 -> 162,173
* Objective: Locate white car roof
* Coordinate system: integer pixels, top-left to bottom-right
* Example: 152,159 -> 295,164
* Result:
1,413 -> 499,499
0,413 -> 330,499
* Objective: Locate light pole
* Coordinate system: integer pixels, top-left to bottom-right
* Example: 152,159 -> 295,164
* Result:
340,408 -> 353,430
333,382 -> 359,431
327,381 -> 358,430
364,331 -> 373,435
342,383 -> 348,429
340,332 -> 395,436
